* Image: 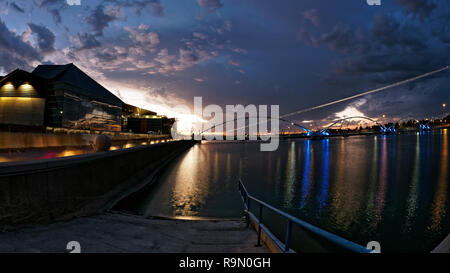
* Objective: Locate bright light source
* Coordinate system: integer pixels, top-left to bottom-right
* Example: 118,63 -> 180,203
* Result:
2,83 -> 14,91
443,104 -> 447,108
19,83 -> 34,92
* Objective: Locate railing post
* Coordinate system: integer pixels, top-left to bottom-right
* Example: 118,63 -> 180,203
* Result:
256,203 -> 263,247
284,220 -> 292,253
246,197 -> 251,228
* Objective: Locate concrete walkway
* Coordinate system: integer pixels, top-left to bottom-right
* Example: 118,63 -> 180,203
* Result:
432,234 -> 450,253
0,213 -> 269,253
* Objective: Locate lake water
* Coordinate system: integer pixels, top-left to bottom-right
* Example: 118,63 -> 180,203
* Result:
130,130 -> 449,252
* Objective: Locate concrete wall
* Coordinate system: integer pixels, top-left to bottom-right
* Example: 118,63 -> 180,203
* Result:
0,140 -> 195,230
0,131 -> 172,150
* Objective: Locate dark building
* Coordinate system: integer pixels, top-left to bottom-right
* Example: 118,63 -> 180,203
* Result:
0,64 -> 123,132
32,64 -> 123,132
122,103 -> 174,135
0,70 -> 48,131
0,63 -> 174,135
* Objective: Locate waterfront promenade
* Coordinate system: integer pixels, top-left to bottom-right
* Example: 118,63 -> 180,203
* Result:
0,213 -> 269,253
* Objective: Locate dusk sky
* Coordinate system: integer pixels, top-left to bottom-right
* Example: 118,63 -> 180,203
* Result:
0,0 -> 449,129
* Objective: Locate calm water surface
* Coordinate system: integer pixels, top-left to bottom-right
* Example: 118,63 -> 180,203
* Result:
137,131 -> 449,252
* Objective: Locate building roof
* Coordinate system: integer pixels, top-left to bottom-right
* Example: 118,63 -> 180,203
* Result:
0,69 -> 45,84
123,103 -> 157,117
32,63 -> 122,106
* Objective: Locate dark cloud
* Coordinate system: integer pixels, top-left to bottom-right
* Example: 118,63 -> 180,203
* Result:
49,9 -> 62,24
35,0 -> 66,23
37,0 -> 65,6
196,0 -> 223,12
28,23 -> 56,54
396,0 -> 436,19
296,3 -> 450,120
9,2 -> 25,13
105,0 -> 164,17
86,5 -> 121,36
299,13 -> 437,84
75,32 -> 102,50
0,20 -> 42,72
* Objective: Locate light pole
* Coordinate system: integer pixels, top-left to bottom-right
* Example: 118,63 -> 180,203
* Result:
443,103 -> 448,125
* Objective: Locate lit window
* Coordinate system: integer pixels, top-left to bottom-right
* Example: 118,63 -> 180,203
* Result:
1,83 -> 15,91
19,83 -> 34,92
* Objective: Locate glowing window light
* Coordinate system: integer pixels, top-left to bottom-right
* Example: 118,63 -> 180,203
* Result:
2,83 -> 15,91
19,83 -> 34,92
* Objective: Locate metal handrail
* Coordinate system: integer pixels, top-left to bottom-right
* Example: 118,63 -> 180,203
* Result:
238,179 -> 371,253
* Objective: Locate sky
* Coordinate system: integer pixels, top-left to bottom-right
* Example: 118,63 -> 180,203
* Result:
0,0 -> 449,130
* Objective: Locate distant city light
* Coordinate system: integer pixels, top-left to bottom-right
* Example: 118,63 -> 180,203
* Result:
443,103 -> 447,108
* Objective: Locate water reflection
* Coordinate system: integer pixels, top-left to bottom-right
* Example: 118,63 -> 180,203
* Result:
429,129 -> 448,233
328,139 -> 345,229
170,145 -> 207,216
404,134 -> 421,232
141,132 -> 450,252
375,136 -> 388,220
284,141 -> 297,207
300,140 -> 313,209
317,139 -> 330,209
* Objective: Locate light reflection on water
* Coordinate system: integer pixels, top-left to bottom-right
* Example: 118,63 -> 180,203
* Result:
141,132 -> 450,252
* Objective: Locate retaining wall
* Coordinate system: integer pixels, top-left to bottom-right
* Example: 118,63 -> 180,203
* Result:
0,140 -> 195,230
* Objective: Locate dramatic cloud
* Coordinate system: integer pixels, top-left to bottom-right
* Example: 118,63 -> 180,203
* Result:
125,26 -> 160,46
72,33 -> 102,50
299,13 -> 443,83
28,23 -> 56,54
296,2 -> 450,121
0,20 -> 42,71
86,5 -> 121,36
0,0 -> 448,122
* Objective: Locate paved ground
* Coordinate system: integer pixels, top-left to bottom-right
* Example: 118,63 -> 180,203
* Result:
0,213 -> 269,253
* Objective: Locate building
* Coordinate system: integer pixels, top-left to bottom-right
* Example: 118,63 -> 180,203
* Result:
122,103 -> 175,135
0,64 -> 123,132
0,63 -> 174,135
32,64 -> 123,132
0,69 -> 48,132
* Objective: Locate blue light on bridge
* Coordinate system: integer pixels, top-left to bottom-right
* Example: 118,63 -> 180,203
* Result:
419,124 -> 431,131
380,126 -> 396,135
